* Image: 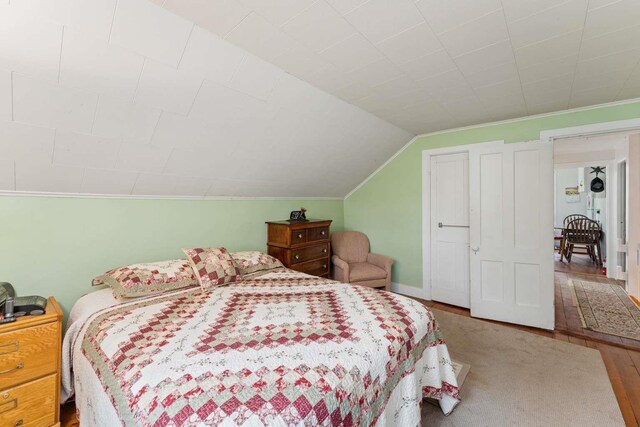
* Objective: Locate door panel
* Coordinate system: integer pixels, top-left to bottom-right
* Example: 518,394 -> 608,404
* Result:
470,141 -> 554,329
430,152 -> 470,308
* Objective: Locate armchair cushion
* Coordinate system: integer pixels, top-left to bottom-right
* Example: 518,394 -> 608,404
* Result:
349,262 -> 387,282
366,253 -> 393,273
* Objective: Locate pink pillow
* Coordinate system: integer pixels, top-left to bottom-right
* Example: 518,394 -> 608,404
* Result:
182,247 -> 242,291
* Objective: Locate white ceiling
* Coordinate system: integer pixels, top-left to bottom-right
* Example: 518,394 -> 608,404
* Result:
161,0 -> 640,135
2,0 -> 640,198
0,0 -> 412,197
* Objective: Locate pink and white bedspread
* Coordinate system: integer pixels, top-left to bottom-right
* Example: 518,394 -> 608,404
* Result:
62,268 -> 459,426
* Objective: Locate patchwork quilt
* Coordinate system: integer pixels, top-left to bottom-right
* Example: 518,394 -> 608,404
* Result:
63,268 -> 460,426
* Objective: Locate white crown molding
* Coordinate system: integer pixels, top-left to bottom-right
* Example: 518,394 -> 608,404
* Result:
344,97 -> 640,200
0,190 -> 343,201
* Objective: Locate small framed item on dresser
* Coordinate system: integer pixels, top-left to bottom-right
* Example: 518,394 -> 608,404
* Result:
266,219 -> 332,277
0,296 -> 63,427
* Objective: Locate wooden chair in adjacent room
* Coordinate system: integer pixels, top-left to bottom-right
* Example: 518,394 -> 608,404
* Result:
564,217 -> 603,266
559,214 -> 589,262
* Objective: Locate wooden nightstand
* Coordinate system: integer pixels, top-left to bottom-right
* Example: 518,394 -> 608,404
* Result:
0,297 -> 63,427
266,219 -> 332,278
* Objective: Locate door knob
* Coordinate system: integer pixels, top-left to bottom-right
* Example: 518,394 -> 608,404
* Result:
471,247 -> 480,254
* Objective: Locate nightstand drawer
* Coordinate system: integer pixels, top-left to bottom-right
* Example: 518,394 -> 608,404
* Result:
0,322 -> 59,390
0,373 -> 57,427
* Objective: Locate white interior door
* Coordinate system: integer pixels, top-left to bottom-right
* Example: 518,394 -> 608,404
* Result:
469,141 -> 554,329
430,153 -> 470,308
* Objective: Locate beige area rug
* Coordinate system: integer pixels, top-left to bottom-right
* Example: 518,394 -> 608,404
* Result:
422,309 -> 624,426
568,279 -> 640,340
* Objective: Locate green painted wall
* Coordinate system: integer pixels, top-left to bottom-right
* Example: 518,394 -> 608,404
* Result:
344,100 -> 640,288
0,196 -> 343,317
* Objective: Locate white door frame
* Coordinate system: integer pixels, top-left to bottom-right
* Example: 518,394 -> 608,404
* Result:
422,141 -> 504,300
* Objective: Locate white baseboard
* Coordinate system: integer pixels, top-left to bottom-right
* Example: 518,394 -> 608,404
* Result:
391,282 -> 428,300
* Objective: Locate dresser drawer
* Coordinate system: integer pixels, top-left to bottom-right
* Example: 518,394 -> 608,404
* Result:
308,227 -> 329,242
294,258 -> 329,276
289,229 -> 307,245
291,243 -> 329,264
0,322 -> 59,390
0,373 -> 57,427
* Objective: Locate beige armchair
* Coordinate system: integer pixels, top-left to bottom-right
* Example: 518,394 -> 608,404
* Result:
331,231 -> 393,291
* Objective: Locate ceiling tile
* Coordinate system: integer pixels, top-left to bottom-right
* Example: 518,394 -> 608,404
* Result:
474,79 -> 525,105
115,143 -> 172,173
464,61 -> 520,88
189,80 -> 269,123
0,159 -> 14,190
508,0 -> 588,49
271,46 -> 332,79
399,49 -> 457,80
135,60 -> 203,115
371,76 -> 421,99
12,0 -> 117,41
576,47 -> 640,75
281,1 -> 355,52
344,0 -> 424,44
583,0 -> 640,39
416,68 -> 468,90
13,73 -> 98,134
318,33 -> 383,72
80,168 -> 137,194
132,173 -> 211,197
59,28 -> 144,100
111,0 -> 193,67
375,22 -> 442,65
579,24 -> 640,61
163,147 -> 235,178
179,26 -> 246,84
522,73 -> 574,106
237,0 -> 317,26
518,55 -> 578,84
163,0 -> 250,38
0,69 -> 10,121
334,81 -> 372,102
573,67 -> 632,92
0,121 -> 55,162
344,58 -> 404,88
416,0 -> 502,34
15,160 -> 83,193
151,111 -> 222,150
53,130 -> 120,169
570,83 -> 622,107
0,5 -> 63,81
228,54 -> 284,100
527,99 -> 569,115
618,64 -> 640,100
501,0 -> 566,22
324,0 -> 369,16
437,10 -> 509,57
454,40 -> 515,75
515,29 -> 582,68
225,12 -> 296,60
92,96 -> 161,144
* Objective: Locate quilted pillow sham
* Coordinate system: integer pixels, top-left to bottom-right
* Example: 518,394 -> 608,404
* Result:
92,259 -> 198,299
231,251 -> 283,275
182,247 -> 242,291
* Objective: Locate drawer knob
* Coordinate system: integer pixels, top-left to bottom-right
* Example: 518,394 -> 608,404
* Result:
2,392 -> 8,399
0,362 -> 23,375
15,420 -> 23,427
321,230 -> 326,236
322,248 -> 327,254
297,233 -> 303,239
294,254 -> 300,260
322,264 -> 327,270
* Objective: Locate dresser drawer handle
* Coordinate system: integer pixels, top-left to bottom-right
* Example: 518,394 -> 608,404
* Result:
0,362 -> 23,375
322,248 -> 327,254
14,419 -> 23,426
321,230 -> 326,236
0,398 -> 16,414
322,264 -> 327,270
297,233 -> 303,239
294,254 -> 300,260
0,341 -> 19,355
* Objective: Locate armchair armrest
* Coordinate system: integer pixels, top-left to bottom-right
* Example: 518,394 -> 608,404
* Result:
367,253 -> 393,274
332,255 -> 350,283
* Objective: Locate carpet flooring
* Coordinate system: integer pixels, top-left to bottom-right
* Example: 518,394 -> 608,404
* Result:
569,279 -> 640,341
422,309 -> 625,426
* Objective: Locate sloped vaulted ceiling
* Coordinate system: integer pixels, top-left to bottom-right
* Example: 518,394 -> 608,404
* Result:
0,0 -> 412,198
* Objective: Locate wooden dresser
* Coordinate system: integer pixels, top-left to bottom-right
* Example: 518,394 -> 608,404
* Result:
0,297 -> 63,427
266,219 -> 332,278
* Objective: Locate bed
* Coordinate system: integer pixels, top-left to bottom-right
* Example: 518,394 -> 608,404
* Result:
62,268 -> 460,426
